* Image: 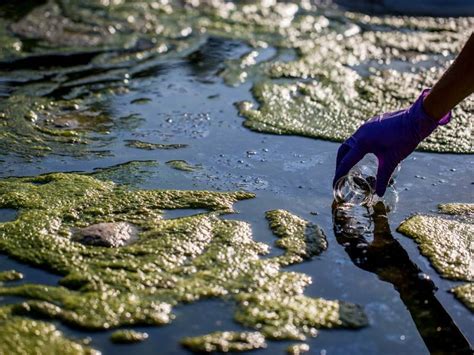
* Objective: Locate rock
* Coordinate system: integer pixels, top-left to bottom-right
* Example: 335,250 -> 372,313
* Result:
72,222 -> 138,247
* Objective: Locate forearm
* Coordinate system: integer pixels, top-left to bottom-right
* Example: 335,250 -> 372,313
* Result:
423,32 -> 474,121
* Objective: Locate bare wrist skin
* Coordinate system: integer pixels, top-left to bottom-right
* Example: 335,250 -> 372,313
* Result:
422,32 -> 474,123
422,94 -> 450,122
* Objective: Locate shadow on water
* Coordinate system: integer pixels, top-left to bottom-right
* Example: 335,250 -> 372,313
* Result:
332,201 -> 472,355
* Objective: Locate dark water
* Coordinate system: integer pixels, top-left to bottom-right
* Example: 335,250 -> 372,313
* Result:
334,0 -> 474,16
0,34 -> 473,354
0,209 -> 17,223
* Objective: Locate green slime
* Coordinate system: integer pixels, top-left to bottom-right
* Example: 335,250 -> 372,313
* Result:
166,160 -> 201,172
398,203 -> 473,310
1,1 -> 472,159
266,209 -> 327,266
451,283 -> 473,312
0,305 -> 98,355
0,270 -> 23,282
110,329 -> 149,343
287,343 -> 310,355
125,140 -> 187,151
0,173 -> 367,352
181,331 -> 267,352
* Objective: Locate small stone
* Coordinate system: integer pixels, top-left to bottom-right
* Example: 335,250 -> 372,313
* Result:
72,222 -> 138,247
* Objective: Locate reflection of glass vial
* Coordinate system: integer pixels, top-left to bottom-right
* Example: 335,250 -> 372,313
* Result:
334,153 -> 399,211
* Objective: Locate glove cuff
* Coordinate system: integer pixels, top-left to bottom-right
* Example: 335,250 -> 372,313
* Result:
408,89 -> 450,140
417,88 -> 452,125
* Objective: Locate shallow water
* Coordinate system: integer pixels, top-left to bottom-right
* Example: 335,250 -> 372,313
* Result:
0,3 -> 473,354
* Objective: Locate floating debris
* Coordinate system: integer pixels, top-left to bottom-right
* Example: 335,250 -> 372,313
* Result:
110,330 -> 149,344
438,203 -> 474,216
166,160 -> 201,172
181,331 -> 267,352
0,270 -> 23,282
125,140 -> 187,150
90,160 -> 159,186
287,343 -> 310,355
451,284 -> 473,312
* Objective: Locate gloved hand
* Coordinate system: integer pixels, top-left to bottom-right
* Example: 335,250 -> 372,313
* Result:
333,89 -> 451,196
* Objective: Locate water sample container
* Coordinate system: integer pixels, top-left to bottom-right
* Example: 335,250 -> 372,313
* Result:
333,153 -> 399,210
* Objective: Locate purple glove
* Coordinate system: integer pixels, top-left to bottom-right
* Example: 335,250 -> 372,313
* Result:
333,89 -> 451,196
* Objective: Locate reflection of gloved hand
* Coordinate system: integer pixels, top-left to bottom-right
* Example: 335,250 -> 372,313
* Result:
333,89 -> 451,196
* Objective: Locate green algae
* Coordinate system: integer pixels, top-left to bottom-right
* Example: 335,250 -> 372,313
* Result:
216,3 -> 473,153
0,306 -> 98,355
0,270 -> 23,282
221,50 -> 270,87
438,203 -> 474,216
238,73 -> 473,154
0,96 -> 84,158
181,331 -> 267,352
287,343 -> 310,355
451,283 -> 474,312
235,292 -> 367,340
0,93 -> 125,159
266,209 -> 327,266
110,329 -> 149,343
398,204 -> 473,281
125,140 -> 187,150
166,160 -> 201,172
0,172 -> 366,341
91,160 -> 159,186
1,1 -> 472,158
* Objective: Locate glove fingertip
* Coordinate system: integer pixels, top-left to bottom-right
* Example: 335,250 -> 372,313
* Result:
375,184 -> 387,197
375,160 -> 398,197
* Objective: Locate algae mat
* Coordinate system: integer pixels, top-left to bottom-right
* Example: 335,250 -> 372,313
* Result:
0,173 -> 367,352
398,203 -> 474,310
0,1 -> 473,160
